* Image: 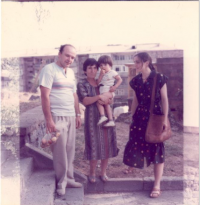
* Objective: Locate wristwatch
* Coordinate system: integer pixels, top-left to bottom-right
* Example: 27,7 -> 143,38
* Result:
76,113 -> 81,117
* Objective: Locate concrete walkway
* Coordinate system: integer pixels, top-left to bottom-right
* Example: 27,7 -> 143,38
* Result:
83,131 -> 199,205
1,105 -> 199,205
84,191 -> 185,205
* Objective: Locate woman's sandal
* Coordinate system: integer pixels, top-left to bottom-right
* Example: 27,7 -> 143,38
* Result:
88,175 -> 96,183
100,175 -> 109,182
123,167 -> 134,174
150,188 -> 161,198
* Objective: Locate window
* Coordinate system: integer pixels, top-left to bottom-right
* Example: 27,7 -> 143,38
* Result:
35,58 -> 43,64
128,55 -> 134,60
114,55 -> 119,60
115,67 -> 120,71
121,78 -> 127,85
115,89 -> 125,96
120,55 -> 125,60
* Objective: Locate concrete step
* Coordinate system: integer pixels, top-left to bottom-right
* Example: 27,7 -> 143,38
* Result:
20,157 -> 34,194
84,190 -> 185,205
21,169 -> 55,205
1,142 -> 12,166
1,155 -> 20,178
85,176 -> 183,194
1,154 -> 21,205
54,187 -> 84,205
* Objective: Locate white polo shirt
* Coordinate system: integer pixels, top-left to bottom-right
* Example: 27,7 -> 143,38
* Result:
39,62 -> 76,116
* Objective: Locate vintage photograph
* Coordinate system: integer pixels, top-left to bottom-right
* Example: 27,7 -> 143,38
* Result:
1,1 -> 199,205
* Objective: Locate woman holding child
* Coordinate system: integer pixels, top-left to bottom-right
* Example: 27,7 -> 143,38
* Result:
77,57 -> 119,183
123,52 -> 169,198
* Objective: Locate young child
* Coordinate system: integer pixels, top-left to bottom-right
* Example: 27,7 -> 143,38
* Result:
96,55 -> 122,127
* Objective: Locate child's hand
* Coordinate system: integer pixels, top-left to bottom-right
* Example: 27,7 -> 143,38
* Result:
109,86 -> 116,92
100,69 -> 105,75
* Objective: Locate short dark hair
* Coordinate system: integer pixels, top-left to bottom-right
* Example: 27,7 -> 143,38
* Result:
134,52 -> 155,71
83,58 -> 99,74
98,55 -> 113,67
59,44 -> 76,53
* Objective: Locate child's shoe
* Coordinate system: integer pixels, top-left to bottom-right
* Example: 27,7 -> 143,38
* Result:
104,120 -> 115,127
97,116 -> 108,125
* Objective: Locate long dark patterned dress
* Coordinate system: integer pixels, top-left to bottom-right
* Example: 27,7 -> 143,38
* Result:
77,79 -> 119,160
123,70 -> 168,169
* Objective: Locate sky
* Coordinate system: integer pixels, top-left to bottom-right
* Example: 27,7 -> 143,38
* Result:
1,1 -> 199,127
1,1 -> 198,52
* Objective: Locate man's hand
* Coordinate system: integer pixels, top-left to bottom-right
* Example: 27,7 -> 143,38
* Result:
46,119 -> 56,133
76,116 -> 81,129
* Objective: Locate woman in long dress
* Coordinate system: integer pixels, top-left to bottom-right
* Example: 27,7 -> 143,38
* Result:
123,52 -> 169,198
77,58 -> 119,183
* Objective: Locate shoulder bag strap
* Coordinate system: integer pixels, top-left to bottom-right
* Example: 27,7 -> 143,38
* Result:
149,73 -> 157,115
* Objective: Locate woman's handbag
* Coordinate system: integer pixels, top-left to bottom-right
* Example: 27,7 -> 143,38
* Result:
145,74 -> 172,143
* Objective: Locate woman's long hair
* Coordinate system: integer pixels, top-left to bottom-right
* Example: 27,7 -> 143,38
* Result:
134,52 -> 155,71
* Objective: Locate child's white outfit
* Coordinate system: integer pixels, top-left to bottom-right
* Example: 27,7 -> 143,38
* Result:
97,70 -> 119,96
96,70 -> 119,127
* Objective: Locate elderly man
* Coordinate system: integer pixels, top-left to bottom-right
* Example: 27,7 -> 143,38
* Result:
39,44 -> 82,196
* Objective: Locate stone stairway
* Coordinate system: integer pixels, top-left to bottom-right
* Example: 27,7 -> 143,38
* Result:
21,168 -> 55,205
20,145 -> 56,205
1,140 -> 21,205
20,144 -> 86,205
1,140 -> 85,205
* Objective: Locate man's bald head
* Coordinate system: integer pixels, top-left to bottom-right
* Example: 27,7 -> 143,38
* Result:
59,44 -> 76,54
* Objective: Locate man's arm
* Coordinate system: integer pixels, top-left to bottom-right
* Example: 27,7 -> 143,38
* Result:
40,85 -> 56,133
74,93 -> 81,129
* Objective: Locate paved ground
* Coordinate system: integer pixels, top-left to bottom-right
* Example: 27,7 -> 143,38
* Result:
83,131 -> 199,205
1,106 -> 199,205
84,191 -> 184,205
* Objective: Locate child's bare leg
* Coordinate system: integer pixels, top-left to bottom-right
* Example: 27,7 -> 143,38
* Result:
103,92 -> 115,127
102,92 -> 113,99
105,104 -> 113,121
103,92 -> 114,120
97,101 -> 105,116
97,100 -> 108,126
